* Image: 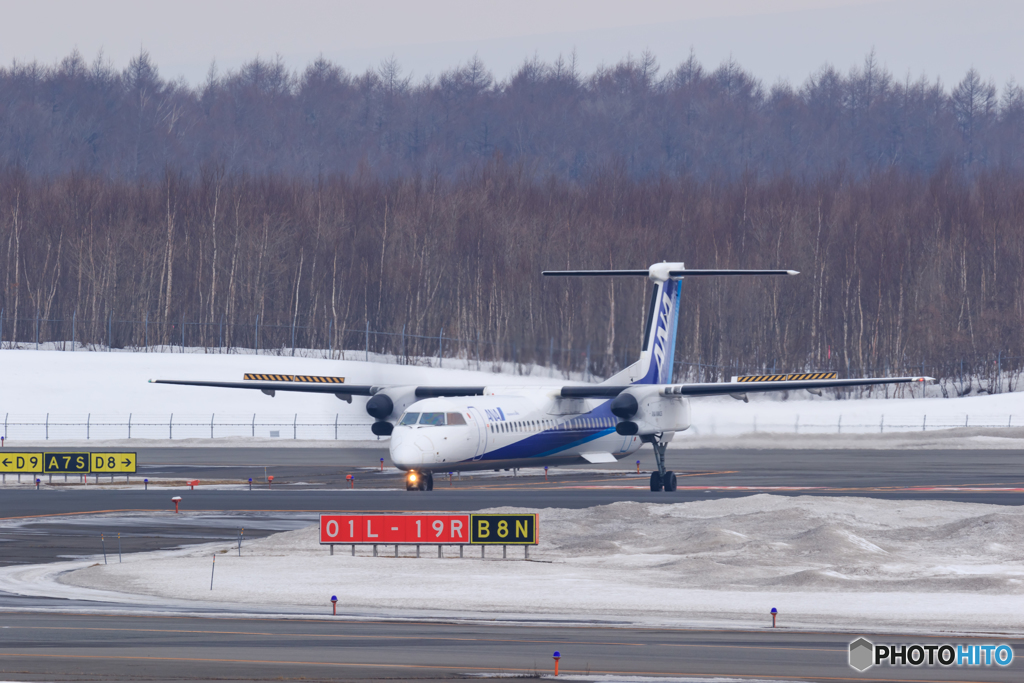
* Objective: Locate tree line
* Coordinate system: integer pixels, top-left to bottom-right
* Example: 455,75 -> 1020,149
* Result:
0,50 -> 1022,181
2,163 -> 1023,390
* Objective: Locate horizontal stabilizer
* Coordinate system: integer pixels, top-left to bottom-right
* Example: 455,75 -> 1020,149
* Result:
543,269 -> 797,278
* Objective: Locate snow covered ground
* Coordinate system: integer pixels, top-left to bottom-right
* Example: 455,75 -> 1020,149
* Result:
37,496 -> 1024,634
2,348 -> 1023,443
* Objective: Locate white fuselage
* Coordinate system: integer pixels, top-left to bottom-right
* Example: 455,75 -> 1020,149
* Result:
388,389 -> 671,473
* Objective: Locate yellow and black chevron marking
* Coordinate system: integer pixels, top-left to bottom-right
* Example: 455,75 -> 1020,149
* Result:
244,373 -> 346,383
736,372 -> 838,382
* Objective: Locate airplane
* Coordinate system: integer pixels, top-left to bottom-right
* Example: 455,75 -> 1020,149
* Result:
151,262 -> 933,492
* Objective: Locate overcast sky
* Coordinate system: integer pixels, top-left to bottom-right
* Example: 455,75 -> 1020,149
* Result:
2,0 -> 1020,89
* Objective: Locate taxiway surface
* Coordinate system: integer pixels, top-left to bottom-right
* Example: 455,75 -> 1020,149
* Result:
2,611 -> 1020,682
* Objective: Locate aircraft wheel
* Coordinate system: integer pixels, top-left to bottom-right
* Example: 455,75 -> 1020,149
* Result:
426,472 -> 434,491
649,471 -> 663,492
663,471 -> 677,492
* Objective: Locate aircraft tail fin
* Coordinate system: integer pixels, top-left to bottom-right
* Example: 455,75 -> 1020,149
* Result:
543,263 -> 797,386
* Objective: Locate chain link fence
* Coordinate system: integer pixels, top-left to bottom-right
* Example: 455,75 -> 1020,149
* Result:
2,411 -> 1017,442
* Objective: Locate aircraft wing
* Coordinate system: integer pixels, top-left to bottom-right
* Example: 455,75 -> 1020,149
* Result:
559,376 -> 934,399
148,378 -> 485,398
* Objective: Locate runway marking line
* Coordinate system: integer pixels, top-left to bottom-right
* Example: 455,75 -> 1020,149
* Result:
4,611 -> 1018,643
0,624 -> 831,653
0,652 -> 1000,682
0,509 -> 473,520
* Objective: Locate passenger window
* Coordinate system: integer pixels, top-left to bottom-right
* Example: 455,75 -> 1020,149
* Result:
419,412 -> 446,426
446,412 -> 467,425
399,413 -> 419,426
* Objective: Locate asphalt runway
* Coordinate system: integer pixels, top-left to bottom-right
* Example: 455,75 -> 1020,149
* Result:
1,611 -> 1020,682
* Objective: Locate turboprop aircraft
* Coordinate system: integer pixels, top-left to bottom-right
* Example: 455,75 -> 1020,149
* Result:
152,262 -> 933,492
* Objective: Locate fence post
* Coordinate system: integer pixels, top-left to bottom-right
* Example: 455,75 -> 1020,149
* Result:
837,415 -> 841,434
71,310 -> 75,350
365,321 -> 369,362
294,413 -> 297,440
255,314 -> 260,354
181,314 -> 185,351
107,311 -> 112,351
401,324 -> 405,364
335,413 -> 338,440
922,414 -> 926,431
211,413 -> 215,439
880,415 -> 884,433
328,318 -> 333,359
46,413 -> 49,440
87,413 -> 90,440
144,311 -> 148,350
36,311 -> 40,349
252,413 -> 256,437
439,328 -> 443,367
169,414 -> 173,440
219,314 -> 224,352
291,318 -> 296,357
128,413 -> 132,439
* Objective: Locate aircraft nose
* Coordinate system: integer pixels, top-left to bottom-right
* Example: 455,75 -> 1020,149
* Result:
389,428 -> 422,469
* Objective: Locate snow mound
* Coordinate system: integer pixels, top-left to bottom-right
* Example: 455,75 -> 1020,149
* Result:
52,495 -> 1024,632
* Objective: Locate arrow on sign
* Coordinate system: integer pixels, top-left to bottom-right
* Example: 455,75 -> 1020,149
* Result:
122,459 -> 132,466
1,459 -> 9,467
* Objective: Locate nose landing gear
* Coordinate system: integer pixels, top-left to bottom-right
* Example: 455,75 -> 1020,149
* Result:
405,470 -> 434,491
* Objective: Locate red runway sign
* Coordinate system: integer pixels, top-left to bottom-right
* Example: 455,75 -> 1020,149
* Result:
319,514 -> 470,544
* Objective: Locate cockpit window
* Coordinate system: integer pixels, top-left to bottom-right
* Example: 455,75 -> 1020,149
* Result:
399,413 -> 419,425
446,412 -> 467,425
419,412 -> 446,426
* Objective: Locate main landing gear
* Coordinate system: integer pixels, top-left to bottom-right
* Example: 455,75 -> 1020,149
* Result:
644,435 -> 677,492
405,470 -> 434,491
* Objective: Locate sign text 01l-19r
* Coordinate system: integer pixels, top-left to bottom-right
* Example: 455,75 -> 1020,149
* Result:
319,514 -> 538,545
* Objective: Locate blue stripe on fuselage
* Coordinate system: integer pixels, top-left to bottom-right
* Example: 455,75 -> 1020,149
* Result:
480,402 -> 620,463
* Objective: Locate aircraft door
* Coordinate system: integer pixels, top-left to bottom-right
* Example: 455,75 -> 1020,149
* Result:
467,407 -> 487,460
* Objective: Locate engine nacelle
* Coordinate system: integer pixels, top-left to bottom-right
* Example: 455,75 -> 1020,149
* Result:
612,386 -> 690,436
364,386 -> 418,421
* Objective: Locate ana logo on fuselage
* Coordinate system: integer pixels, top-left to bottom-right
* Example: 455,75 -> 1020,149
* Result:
485,408 -> 506,422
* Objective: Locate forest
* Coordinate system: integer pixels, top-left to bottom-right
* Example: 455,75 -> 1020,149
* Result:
1,50 -> 1022,387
